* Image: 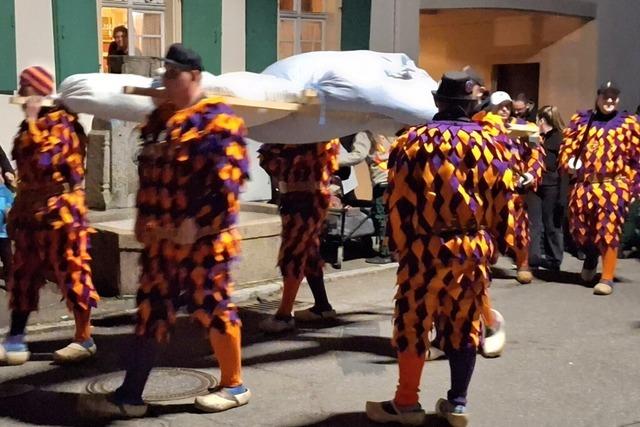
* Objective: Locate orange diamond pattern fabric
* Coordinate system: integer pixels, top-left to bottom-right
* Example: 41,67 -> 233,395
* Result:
8,108 -> 98,313
134,98 -> 249,343
559,111 -> 640,254
258,141 -> 340,282
387,119 -> 515,355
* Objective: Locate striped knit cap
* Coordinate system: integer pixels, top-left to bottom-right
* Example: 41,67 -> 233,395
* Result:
19,66 -> 54,96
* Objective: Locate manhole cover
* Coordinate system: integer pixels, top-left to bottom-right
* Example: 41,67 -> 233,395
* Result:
86,368 -> 217,402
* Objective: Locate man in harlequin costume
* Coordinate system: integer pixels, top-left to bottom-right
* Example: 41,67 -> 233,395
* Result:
488,91 -> 545,284
559,82 -> 640,295
366,71 -> 515,427
257,139 -> 340,332
0,67 -> 99,366
86,44 -> 251,417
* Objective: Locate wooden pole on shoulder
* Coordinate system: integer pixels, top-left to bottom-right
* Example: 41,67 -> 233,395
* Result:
9,96 -> 55,107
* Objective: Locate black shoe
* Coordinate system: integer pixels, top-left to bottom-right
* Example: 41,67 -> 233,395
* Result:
365,256 -> 393,265
540,259 -> 561,271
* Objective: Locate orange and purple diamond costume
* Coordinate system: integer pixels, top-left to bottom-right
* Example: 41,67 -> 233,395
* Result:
559,110 -> 640,284
9,108 -> 98,318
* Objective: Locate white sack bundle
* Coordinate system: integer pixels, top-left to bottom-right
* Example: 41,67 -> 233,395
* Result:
262,50 -> 438,125
57,72 -> 306,125
58,73 -> 155,122
56,50 -> 437,144
249,112 -> 403,145
201,72 -> 305,102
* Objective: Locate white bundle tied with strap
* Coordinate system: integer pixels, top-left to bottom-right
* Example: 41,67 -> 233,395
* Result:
251,50 -> 437,143
201,72 -> 305,103
57,71 -> 304,124
262,50 -> 437,123
56,50 -> 438,143
58,73 -> 156,122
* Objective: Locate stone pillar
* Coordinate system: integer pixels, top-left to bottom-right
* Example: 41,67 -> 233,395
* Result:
86,119 -> 111,210
85,56 -> 160,210
86,119 -> 140,210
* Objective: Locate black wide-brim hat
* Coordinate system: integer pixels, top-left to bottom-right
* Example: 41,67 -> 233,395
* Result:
432,71 -> 477,102
162,43 -> 203,71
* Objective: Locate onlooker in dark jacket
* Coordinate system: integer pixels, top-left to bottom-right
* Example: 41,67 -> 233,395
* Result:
0,145 -> 15,191
107,26 -> 129,74
527,105 -> 567,270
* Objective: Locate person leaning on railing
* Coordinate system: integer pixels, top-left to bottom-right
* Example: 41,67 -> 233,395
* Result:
107,25 -> 129,74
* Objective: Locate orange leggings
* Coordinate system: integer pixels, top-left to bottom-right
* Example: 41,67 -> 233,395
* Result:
601,247 -> 618,282
209,322 -> 243,387
74,308 -> 92,342
395,352 -> 426,406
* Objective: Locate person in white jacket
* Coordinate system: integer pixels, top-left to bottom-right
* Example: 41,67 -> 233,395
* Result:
339,131 -> 394,264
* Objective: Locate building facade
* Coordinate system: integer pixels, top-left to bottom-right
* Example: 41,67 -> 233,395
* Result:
1,0 -> 638,190
0,0 -> 374,186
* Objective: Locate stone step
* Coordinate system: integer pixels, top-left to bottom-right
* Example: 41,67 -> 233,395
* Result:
89,202 -> 282,296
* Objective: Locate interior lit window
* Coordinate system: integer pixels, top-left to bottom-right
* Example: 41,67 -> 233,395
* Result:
101,6 -> 129,72
278,0 -> 332,59
279,0 -> 295,12
100,1 -> 165,73
132,11 -> 163,57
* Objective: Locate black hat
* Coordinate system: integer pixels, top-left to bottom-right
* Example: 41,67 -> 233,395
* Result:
432,71 -> 477,102
163,43 -> 203,71
597,81 -> 620,97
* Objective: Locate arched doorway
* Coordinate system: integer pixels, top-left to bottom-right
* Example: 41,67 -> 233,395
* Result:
419,7 -> 597,118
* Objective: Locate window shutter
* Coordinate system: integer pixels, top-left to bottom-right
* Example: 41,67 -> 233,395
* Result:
182,0 -> 222,74
245,0 -> 278,72
52,0 -> 100,84
0,0 -> 17,93
341,0 -> 371,51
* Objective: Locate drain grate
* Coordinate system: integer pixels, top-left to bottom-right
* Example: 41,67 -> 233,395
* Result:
242,298 -> 305,314
86,368 -> 217,402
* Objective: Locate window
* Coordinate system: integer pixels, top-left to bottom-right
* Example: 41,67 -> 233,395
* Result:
278,0 -> 328,59
132,11 -> 163,57
100,1 -> 166,72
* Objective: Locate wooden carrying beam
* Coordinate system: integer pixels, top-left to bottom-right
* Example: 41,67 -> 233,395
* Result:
122,86 -> 321,127
9,96 -> 55,107
122,86 -> 317,111
123,86 -> 166,98
509,123 -> 540,138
